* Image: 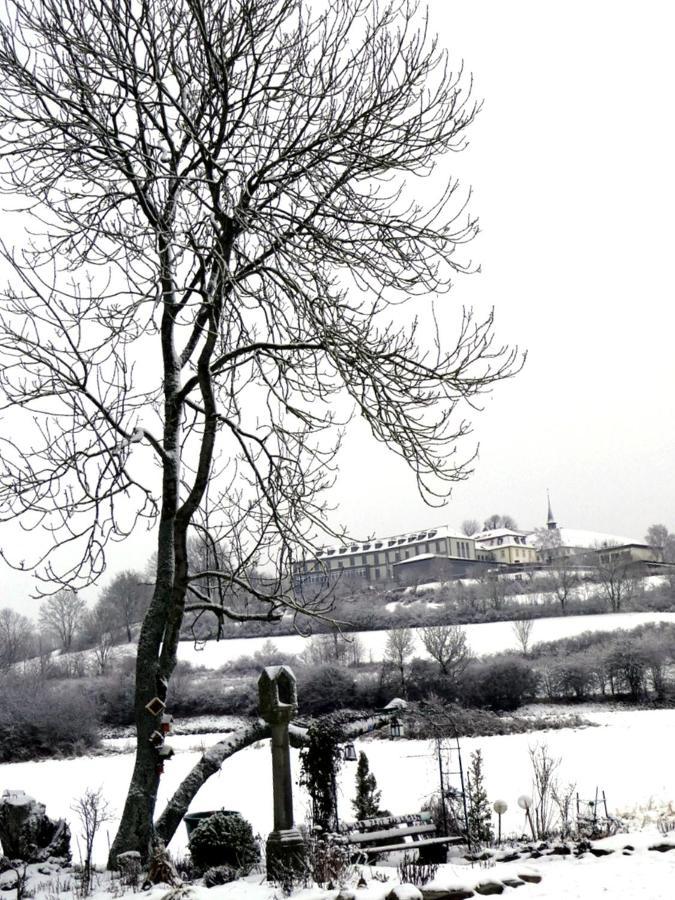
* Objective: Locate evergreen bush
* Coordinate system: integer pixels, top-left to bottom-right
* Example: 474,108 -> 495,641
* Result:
466,749 -> 493,847
352,752 -> 382,820
188,812 -> 259,874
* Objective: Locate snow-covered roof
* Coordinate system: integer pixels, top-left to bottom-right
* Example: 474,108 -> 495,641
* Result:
540,527 -> 645,549
473,527 -> 532,541
391,552 -> 438,563
317,523 -> 467,558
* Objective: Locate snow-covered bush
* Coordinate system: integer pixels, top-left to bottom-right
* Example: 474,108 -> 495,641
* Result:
188,812 -> 259,874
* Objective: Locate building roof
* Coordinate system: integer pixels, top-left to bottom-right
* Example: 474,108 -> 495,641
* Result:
538,527 -> 644,550
317,524 -> 468,558
473,528 -> 532,541
392,552 -> 476,568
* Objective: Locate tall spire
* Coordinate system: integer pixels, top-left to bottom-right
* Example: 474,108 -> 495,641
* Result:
546,490 -> 557,530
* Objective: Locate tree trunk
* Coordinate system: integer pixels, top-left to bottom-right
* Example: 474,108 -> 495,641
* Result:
153,713 -> 394,848
154,720 -> 271,846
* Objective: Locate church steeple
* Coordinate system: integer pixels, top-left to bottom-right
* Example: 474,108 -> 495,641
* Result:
547,490 -> 557,530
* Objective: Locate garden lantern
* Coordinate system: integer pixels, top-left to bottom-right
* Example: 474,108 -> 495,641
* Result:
342,742 -> 357,762
518,794 -> 536,840
493,799 -> 508,844
390,717 -> 402,739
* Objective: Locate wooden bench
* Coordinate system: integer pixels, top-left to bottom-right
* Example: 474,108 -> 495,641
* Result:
334,812 -> 465,863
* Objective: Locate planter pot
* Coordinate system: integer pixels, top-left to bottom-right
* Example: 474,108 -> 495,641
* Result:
183,809 -> 238,839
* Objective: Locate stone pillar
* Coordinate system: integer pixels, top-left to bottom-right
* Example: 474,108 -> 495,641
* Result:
258,666 -> 305,880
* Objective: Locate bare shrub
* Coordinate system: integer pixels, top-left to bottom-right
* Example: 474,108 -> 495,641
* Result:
71,787 -> 112,895
529,743 -> 559,839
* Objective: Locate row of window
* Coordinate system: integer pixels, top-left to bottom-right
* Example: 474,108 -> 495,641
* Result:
299,536 -> 482,573
317,529 -> 441,557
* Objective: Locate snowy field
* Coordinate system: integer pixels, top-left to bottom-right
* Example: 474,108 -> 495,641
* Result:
177,611 -> 675,668
1,707 -> 673,870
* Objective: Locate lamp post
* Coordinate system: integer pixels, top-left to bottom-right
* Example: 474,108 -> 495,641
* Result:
518,794 -> 536,841
493,800 -> 508,845
332,741 -> 358,830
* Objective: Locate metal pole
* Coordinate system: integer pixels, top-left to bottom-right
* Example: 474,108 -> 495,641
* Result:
437,740 -> 448,836
456,737 -> 470,849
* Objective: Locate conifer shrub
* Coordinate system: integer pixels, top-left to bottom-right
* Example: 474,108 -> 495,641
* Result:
352,752 -> 382,820
188,812 -> 260,874
466,749 -> 493,847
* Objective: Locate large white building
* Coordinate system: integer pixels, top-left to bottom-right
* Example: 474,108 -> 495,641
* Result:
293,524 -> 490,588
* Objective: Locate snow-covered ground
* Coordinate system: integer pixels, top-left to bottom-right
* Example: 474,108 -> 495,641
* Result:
1,707 -> 673,872
129,831 -> 675,900
177,611 -> 675,668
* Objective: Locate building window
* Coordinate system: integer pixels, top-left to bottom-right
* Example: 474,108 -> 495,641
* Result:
375,568 -> 381,579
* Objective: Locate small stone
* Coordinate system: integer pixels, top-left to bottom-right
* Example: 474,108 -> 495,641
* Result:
422,889 -> 475,900
497,852 -> 521,863
475,882 -> 504,896
589,847 -> 614,857
517,873 -> 542,884
387,887 -> 423,900
648,843 -> 675,853
528,851 -> 542,859
337,891 -> 357,900
623,845 -> 635,851
501,879 -> 524,888
464,851 -> 492,862
552,845 -> 571,856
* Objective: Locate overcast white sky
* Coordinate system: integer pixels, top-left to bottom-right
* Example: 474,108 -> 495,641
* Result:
333,0 -> 675,540
2,0 -> 675,615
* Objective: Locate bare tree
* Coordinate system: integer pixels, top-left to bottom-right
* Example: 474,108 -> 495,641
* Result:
461,519 -> 479,537
39,590 -> 86,653
644,524 -> 675,560
384,627 -> 415,694
512,618 -> 534,655
0,0 -> 520,862
645,524 -> 675,591
84,602 -> 117,675
99,571 -> 151,644
71,787 -> 112,894
529,743 -> 559,840
0,608 -> 35,669
548,562 -> 579,614
483,514 -> 518,531
420,623 -> 470,678
593,548 -> 636,613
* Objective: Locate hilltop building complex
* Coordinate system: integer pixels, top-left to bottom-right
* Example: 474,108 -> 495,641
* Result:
292,495 -> 664,590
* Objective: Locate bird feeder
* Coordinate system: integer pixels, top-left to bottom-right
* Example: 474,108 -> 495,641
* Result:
149,730 -> 164,747
160,713 -> 174,735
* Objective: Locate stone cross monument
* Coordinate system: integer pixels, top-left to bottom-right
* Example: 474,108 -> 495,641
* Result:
258,666 -> 305,878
